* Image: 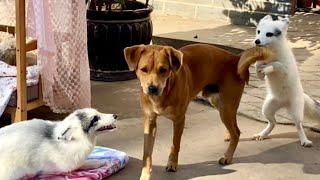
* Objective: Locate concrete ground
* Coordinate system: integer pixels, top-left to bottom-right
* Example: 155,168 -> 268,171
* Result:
99,103 -> 320,180
92,79 -> 320,180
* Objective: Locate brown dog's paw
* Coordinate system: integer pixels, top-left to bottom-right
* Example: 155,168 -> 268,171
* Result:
224,134 -> 231,142
218,157 -> 233,165
166,161 -> 178,172
140,174 -> 151,180
140,168 -> 151,180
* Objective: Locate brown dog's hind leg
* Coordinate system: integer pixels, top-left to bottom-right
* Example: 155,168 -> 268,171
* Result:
218,106 -> 240,165
217,80 -> 244,165
224,130 -> 231,142
166,116 -> 185,172
224,124 -> 241,142
140,113 -> 157,180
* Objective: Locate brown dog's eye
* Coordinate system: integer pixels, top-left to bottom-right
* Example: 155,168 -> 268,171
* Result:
159,67 -> 167,74
140,67 -> 148,73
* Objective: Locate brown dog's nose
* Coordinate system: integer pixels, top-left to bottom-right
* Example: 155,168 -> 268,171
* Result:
148,85 -> 159,95
113,114 -> 118,119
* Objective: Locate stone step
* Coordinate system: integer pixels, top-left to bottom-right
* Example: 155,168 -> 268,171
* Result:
151,0 -> 293,25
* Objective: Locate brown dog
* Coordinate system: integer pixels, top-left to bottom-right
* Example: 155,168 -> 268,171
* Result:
124,44 -> 274,180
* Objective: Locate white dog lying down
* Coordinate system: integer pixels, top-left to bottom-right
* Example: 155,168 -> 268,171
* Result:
0,108 -> 117,179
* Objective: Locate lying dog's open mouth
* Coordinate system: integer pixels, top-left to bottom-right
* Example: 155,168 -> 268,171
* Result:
97,124 -> 116,132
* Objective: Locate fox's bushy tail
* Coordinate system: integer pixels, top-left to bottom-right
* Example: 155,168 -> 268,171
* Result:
304,93 -> 320,120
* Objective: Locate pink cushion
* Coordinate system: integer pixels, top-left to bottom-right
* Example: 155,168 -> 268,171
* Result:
25,146 -> 129,180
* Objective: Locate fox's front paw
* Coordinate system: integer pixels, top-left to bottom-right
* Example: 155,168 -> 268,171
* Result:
256,62 -> 271,79
257,64 -> 274,75
262,65 -> 274,74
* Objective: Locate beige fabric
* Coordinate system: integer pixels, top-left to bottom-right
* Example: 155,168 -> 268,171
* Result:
0,0 -> 15,26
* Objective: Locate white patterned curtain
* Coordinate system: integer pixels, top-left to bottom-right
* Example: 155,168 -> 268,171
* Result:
27,0 -> 91,113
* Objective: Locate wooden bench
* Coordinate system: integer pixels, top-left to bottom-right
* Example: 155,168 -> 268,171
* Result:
1,0 -> 44,123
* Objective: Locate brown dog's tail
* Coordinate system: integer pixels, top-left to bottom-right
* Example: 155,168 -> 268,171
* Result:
237,46 -> 276,82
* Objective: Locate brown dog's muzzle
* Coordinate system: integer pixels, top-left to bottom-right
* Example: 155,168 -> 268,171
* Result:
148,85 -> 159,95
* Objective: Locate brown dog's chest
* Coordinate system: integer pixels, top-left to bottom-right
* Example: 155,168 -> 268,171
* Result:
143,95 -> 186,120
151,101 -> 176,118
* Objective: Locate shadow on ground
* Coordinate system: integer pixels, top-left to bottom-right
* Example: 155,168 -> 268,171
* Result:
112,132 -> 320,180
238,132 -> 320,175
113,157 -> 235,180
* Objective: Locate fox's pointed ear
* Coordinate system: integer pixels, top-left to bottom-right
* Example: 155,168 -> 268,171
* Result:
278,16 -> 289,22
260,15 -> 272,23
164,47 -> 183,72
124,45 -> 145,71
279,16 -> 290,28
57,126 -> 74,141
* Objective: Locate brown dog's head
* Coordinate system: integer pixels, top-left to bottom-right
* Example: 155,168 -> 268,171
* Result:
124,45 -> 183,96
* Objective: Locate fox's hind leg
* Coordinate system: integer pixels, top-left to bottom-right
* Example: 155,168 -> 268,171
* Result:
288,99 -> 312,147
254,95 -> 281,140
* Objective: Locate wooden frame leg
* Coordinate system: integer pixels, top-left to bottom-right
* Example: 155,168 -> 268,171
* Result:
14,108 -> 25,123
15,0 -> 28,122
10,112 -> 16,123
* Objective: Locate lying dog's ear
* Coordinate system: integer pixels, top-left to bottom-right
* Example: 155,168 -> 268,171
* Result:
165,47 -> 183,72
57,126 -> 74,141
124,45 -> 145,71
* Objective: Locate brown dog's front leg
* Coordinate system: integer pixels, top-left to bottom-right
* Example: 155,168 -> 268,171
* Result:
140,113 -> 157,180
166,116 -> 185,172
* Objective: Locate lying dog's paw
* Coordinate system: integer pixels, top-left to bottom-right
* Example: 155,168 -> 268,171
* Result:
301,139 -> 313,147
166,161 -> 178,172
218,157 -> 233,165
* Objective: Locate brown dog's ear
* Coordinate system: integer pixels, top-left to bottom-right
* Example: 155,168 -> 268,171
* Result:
124,45 -> 145,71
165,47 -> 183,72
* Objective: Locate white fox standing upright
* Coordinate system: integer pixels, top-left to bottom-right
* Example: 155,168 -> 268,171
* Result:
253,15 -> 320,147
